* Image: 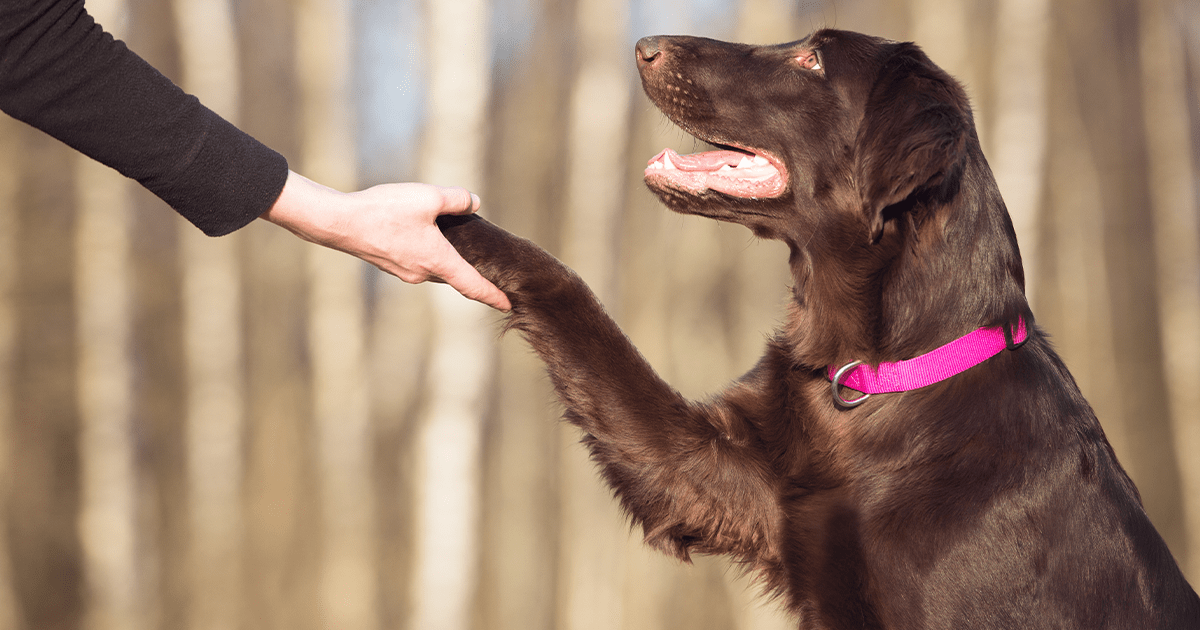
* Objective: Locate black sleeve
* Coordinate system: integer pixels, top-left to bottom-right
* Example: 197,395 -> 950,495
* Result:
0,0 -> 289,236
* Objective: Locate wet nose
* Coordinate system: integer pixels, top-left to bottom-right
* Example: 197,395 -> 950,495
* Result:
636,36 -> 663,67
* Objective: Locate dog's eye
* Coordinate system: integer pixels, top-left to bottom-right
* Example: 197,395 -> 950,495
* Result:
797,51 -> 822,71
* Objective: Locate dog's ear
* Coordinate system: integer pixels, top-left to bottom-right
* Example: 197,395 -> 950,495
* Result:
854,45 -> 970,242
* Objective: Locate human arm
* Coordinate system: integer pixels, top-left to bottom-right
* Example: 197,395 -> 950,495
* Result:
0,0 -> 286,235
1,0 -> 509,309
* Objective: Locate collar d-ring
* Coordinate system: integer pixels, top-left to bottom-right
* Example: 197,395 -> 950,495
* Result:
831,360 -> 870,407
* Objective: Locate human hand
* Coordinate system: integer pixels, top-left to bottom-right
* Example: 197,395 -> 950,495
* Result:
260,170 -> 511,311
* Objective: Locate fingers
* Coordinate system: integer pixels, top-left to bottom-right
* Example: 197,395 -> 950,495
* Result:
424,188 -> 508,309
344,181 -> 506,308
434,254 -> 512,311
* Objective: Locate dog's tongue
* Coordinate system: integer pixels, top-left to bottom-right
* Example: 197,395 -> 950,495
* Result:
644,148 -> 785,198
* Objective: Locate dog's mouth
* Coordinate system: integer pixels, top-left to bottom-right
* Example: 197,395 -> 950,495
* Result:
644,145 -> 787,199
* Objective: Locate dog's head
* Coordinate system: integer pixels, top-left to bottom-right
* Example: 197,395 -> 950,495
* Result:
638,29 -> 970,244
637,29 -> 1025,364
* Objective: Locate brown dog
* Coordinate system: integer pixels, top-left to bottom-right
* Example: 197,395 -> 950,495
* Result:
439,29 -> 1199,629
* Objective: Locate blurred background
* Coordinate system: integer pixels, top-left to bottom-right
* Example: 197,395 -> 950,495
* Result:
1,0 -> 1198,628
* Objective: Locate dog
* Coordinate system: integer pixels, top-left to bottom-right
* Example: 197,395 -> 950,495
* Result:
438,29 -> 1200,628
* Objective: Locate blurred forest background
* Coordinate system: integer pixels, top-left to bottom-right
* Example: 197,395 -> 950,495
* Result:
1,0 -> 1198,628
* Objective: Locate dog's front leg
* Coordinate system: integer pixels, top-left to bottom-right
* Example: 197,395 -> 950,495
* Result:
438,214 -> 779,565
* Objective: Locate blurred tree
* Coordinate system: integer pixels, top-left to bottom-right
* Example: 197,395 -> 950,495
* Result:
989,0 -> 1049,303
1139,0 -> 1200,579
477,0 -> 574,626
294,0 -> 380,627
1057,0 -> 1186,559
557,0 -> 640,629
234,0 -> 320,627
8,69 -> 84,630
173,0 -> 249,628
75,112 -> 139,630
409,2 -> 496,630
0,104 -> 21,630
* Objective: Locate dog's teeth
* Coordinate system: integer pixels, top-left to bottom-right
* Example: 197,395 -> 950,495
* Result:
662,152 -> 676,170
752,155 -> 768,166
649,161 -> 662,170
736,156 -> 752,168
717,164 -> 733,172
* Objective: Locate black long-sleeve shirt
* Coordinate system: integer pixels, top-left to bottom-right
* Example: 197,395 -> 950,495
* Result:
0,0 -> 288,236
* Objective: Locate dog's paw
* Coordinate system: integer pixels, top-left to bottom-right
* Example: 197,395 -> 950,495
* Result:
437,214 -> 565,297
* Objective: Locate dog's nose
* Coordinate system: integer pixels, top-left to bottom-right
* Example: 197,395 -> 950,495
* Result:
636,36 -> 663,67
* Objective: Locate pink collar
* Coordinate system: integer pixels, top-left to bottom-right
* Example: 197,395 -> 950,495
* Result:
827,317 -> 1028,407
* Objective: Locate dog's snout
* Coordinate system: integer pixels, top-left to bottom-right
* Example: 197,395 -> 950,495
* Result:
636,36 -> 663,67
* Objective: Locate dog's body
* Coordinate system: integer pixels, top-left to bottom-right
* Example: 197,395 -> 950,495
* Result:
439,29 -> 1200,629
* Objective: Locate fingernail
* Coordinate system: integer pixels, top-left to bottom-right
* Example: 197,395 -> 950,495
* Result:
471,193 -> 481,209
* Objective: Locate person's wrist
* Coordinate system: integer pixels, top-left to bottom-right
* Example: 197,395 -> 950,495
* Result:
260,170 -> 344,246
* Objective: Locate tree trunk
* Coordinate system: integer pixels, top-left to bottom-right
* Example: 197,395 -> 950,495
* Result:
409,2 -> 495,628
0,107 -> 23,630
75,153 -> 139,630
173,0 -> 248,628
295,0 -> 379,627
9,95 -> 84,630
233,0 -> 319,626
1139,0 -> 1200,581
475,2 -> 574,629
557,1 -> 640,629
1051,0 -> 1186,561
990,0 -> 1049,304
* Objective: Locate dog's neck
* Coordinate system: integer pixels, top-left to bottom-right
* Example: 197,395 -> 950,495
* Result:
783,144 -> 1030,370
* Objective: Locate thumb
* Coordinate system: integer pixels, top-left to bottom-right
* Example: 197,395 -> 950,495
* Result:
437,187 -> 481,215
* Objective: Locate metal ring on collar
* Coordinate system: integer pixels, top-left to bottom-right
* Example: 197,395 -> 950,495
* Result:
831,360 -> 870,408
